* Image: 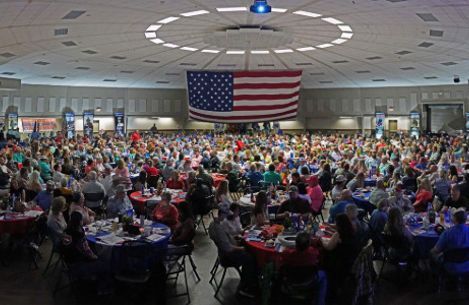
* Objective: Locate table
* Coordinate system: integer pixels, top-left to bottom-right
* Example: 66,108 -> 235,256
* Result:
129,189 -> 186,213
86,220 -> 171,267
352,190 -> 376,214
364,178 -> 377,187
408,223 -> 440,259
0,210 -> 43,236
238,193 -> 283,215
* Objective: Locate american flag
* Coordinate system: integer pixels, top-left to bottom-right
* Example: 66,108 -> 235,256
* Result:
187,70 -> 302,123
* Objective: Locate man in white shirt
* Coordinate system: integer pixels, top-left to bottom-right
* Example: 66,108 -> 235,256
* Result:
83,171 -> 106,208
107,185 -> 133,218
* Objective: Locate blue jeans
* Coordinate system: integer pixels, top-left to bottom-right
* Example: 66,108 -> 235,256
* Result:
315,270 -> 328,305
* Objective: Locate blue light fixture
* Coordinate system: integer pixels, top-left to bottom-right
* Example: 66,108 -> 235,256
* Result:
250,0 -> 271,14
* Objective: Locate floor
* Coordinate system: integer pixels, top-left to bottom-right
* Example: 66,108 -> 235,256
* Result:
1,202 -> 468,305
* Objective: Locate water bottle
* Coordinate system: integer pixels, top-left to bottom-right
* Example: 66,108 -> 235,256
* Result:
428,203 -> 436,224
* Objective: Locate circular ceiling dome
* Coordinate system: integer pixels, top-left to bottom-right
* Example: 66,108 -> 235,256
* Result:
203,27 -> 294,50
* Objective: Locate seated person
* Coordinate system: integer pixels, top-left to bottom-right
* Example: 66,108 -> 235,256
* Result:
279,232 -> 327,305
328,189 -> 354,223
47,196 -> 68,246
171,201 -> 196,246
307,176 -> 324,213
412,179 -> 433,212
431,210 -> 469,273
196,166 -> 213,187
167,171 -> 186,191
253,191 -> 270,227
152,191 -> 179,231
346,172 -> 365,192
30,180 -> 55,212
106,185 -> 133,218
208,219 -> 258,298
263,164 -> 282,186
345,203 -> 370,247
215,180 -> 232,220
443,184 -> 469,210
388,182 -> 413,212
276,185 -> 311,221
369,179 -> 389,207
245,163 -> 263,189
221,203 -> 243,237
384,207 -> 414,261
68,192 -> 95,226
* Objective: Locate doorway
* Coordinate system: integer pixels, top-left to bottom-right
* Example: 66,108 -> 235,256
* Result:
389,120 -> 398,132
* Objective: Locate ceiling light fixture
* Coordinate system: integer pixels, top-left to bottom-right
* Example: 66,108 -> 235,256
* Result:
158,16 -> 180,24
150,38 -> 165,44
96,107 -> 102,112
296,47 -> 316,52
216,7 -> 247,12
321,17 -> 343,25
145,32 -> 157,39
274,49 -> 294,53
226,50 -> 245,55
251,50 -> 270,54
341,32 -> 353,39
293,10 -> 322,18
271,8 -> 288,13
180,10 -> 210,17
332,38 -> 347,44
338,25 -> 353,32
163,43 -> 179,48
316,43 -> 334,48
250,1 -> 271,14
180,46 -> 198,51
146,25 -> 161,32
201,49 -> 221,53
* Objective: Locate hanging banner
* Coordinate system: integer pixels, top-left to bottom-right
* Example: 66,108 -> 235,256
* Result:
410,112 -> 421,138
64,112 -> 75,139
7,113 -> 19,131
114,112 -> 125,137
83,111 -> 94,138
375,112 -> 385,139
466,112 -> 469,133
21,118 -> 57,132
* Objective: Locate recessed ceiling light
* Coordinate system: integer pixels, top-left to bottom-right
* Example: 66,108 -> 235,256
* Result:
180,46 -> 198,51
296,47 -> 316,51
316,43 -> 334,48
150,38 -> 165,44
158,16 -> 180,24
201,49 -> 221,53
163,43 -> 179,48
332,38 -> 347,44
216,7 -> 247,12
338,25 -> 353,32
226,50 -> 245,55
180,10 -> 210,17
321,17 -> 343,25
271,8 -> 288,13
146,25 -> 162,32
341,32 -> 353,39
293,11 -> 322,18
274,49 -> 294,53
145,32 -> 157,39
251,50 -> 269,54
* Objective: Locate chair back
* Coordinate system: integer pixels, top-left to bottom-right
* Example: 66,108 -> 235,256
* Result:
350,239 -> 375,305
280,265 -> 318,286
25,189 -> 38,202
115,240 -> 154,275
147,175 -> 160,188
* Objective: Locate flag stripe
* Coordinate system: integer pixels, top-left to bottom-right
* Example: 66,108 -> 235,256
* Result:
234,70 -> 302,78
189,113 -> 298,123
233,100 -> 298,111
189,108 -> 297,120
233,81 -> 301,90
234,96 -> 299,106
233,92 -> 299,101
233,76 -> 301,84
234,86 -> 300,96
189,104 -> 297,117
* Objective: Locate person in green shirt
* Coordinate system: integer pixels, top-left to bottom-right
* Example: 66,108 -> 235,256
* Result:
38,156 -> 52,182
263,164 -> 281,186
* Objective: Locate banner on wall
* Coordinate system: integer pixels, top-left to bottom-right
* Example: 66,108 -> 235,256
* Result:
21,118 -> 57,132
64,112 -> 75,139
7,113 -> 19,130
114,112 -> 125,137
83,111 -> 94,138
214,123 -> 225,133
410,112 -> 421,138
466,112 -> 469,133
375,112 -> 385,139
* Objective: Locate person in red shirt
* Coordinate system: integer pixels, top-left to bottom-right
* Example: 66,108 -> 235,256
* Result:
152,192 -> 179,231
130,130 -> 141,143
145,160 -> 160,177
279,232 -> 327,305
413,178 -> 433,212
166,171 -> 186,191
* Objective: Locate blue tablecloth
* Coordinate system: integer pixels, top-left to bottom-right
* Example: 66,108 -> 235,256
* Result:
408,224 -> 439,259
87,221 -> 171,268
364,178 -> 377,187
352,191 -> 376,214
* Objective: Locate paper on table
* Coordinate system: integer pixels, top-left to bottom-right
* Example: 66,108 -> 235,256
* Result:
97,234 -> 125,245
146,234 -> 165,242
24,210 -> 43,218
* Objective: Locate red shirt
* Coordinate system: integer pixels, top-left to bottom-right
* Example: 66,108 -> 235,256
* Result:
413,189 -> 433,212
167,178 -> 185,190
280,246 -> 320,268
131,132 -> 141,142
146,167 -> 160,177
153,204 -> 179,231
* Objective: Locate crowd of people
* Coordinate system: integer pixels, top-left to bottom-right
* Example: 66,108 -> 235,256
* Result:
1,128 -> 469,303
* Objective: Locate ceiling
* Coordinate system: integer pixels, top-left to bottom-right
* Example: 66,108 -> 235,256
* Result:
1,0 -> 469,89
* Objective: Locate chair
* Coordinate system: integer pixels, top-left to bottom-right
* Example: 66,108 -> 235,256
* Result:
349,240 -> 376,305
438,247 -> 469,292
114,240 -> 154,284
312,197 -> 326,223
378,233 -> 413,284
277,265 -> 318,302
208,221 -> 241,301
165,244 -> 200,305
25,189 -> 38,202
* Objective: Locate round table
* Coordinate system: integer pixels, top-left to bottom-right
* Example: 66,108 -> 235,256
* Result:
129,189 -> 186,213
352,191 -> 376,214
238,193 -> 283,215
179,172 -> 226,187
408,223 -> 440,259
0,210 -> 43,236
364,178 -> 377,187
86,220 -> 171,267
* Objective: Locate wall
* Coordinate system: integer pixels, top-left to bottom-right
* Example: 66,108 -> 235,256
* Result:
1,83 -> 468,131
